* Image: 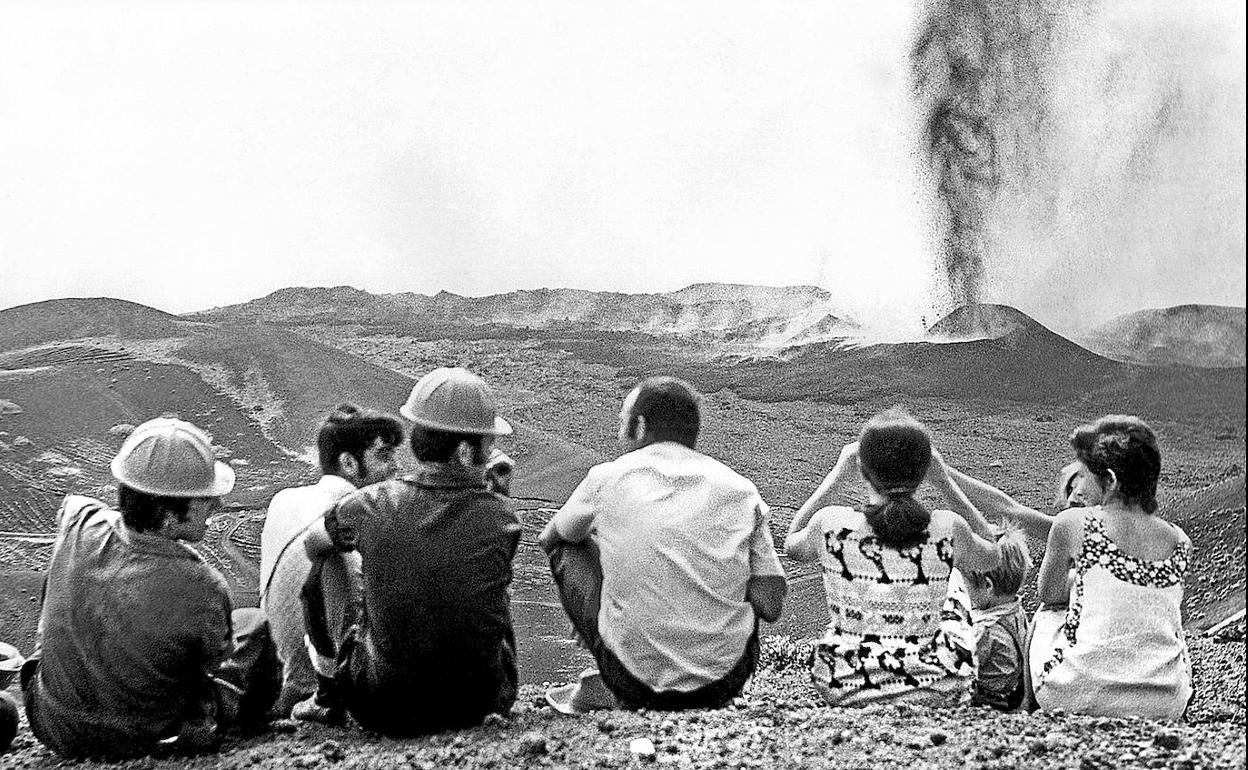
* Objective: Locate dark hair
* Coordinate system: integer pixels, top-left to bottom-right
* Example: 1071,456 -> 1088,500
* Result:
410,426 -> 490,465
858,407 -> 933,549
1069,415 -> 1161,514
318,403 -> 403,476
117,484 -> 192,533
628,376 -> 701,449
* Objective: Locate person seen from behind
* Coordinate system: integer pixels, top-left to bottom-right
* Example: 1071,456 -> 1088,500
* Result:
1029,415 -> 1192,720
785,407 -> 1002,706
22,418 -> 280,758
258,404 -> 402,720
963,530 -> 1032,711
301,368 -> 519,735
539,376 -> 787,713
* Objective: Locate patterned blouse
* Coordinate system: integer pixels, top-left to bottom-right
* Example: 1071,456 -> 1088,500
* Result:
796,506 -> 974,705
1031,509 -> 1192,720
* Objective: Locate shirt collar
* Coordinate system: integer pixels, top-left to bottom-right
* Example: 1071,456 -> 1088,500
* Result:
410,461 -> 488,490
121,524 -> 205,563
316,474 -> 359,499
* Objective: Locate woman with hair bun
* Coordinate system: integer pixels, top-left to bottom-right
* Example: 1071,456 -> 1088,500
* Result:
1030,415 -> 1192,720
785,407 -> 1002,706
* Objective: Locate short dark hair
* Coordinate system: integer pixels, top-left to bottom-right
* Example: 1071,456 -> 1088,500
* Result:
117,484 -> 192,533
1070,415 -> 1161,514
858,407 -> 933,549
318,403 -> 403,476
628,376 -> 701,449
409,426 -> 490,465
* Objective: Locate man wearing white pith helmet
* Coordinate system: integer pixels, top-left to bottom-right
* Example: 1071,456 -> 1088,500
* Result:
21,417 -> 280,759
302,367 -> 520,736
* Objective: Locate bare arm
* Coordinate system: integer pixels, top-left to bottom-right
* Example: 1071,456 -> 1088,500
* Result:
926,449 -> 998,540
785,442 -> 859,561
945,467 -> 1054,540
1037,509 -> 1084,606
950,514 -> 1002,573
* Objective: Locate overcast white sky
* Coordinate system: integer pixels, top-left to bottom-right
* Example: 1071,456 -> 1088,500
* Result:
0,1 -> 1243,333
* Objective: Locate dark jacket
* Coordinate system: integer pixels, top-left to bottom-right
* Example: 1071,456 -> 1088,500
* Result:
320,462 -> 521,735
24,496 -> 232,758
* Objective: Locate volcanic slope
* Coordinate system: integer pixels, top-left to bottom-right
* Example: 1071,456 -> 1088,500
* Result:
1162,474 -> 1247,631
1080,304 -> 1247,368
681,303 -> 1245,421
0,298 -> 601,522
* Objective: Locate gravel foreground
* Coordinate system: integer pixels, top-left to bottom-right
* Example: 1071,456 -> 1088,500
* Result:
3,637 -> 1243,770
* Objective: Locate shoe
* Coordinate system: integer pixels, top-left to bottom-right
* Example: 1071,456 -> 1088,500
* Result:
291,694 -> 346,726
545,669 -> 618,715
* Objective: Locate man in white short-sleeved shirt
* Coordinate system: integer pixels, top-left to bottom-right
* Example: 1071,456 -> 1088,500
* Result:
539,377 -> 786,711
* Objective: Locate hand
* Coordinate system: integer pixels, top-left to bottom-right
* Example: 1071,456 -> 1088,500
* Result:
486,450 -> 514,496
836,441 -> 859,470
174,718 -> 217,754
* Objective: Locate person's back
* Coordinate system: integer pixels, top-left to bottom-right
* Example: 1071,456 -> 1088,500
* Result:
28,496 -> 231,757
258,404 -> 401,718
589,442 -> 772,691
540,376 -> 785,711
336,469 -> 520,700
1031,415 -> 1193,721
302,368 -> 522,736
260,480 -> 361,713
1033,507 -> 1190,719
785,408 -> 1001,707
806,506 -> 973,704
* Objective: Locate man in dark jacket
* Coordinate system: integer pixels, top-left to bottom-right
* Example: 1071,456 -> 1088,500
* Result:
303,367 -> 519,735
22,418 -> 279,758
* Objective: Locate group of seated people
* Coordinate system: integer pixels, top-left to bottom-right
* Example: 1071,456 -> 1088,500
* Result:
0,368 -> 1194,758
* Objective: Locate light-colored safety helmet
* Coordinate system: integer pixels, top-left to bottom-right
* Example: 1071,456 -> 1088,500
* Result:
400,367 -> 513,436
110,417 -> 236,497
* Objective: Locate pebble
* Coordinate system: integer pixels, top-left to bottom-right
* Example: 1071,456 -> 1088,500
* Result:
597,717 -> 617,734
317,740 -> 346,762
482,713 -> 509,728
929,731 -> 948,746
518,734 -> 547,757
629,737 -> 657,762
1152,730 -> 1183,750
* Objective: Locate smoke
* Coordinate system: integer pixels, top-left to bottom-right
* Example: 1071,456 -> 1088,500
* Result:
910,0 -> 1246,331
911,0 -> 1057,314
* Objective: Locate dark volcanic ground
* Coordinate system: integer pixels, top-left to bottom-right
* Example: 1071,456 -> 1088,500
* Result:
2,324 -> 1245,688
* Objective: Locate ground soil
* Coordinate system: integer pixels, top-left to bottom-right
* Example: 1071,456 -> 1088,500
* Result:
2,637 -> 1242,769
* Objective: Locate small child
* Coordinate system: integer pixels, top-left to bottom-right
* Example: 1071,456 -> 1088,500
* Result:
963,531 -> 1032,711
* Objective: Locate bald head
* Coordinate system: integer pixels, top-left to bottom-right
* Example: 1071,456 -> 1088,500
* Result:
619,376 -> 701,450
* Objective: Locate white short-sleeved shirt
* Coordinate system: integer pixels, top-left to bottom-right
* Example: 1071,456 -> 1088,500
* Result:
552,441 -> 785,692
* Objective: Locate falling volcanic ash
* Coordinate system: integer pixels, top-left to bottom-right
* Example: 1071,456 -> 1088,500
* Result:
910,1 -> 1245,335
911,0 -> 1057,328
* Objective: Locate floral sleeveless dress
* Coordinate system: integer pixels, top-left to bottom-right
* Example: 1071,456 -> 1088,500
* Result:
807,507 -> 975,705
1031,510 -> 1192,720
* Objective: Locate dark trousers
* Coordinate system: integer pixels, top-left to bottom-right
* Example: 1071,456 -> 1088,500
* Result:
331,625 -> 518,737
547,540 -> 759,711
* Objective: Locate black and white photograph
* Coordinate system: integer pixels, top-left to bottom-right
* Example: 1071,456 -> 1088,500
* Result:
0,2 -> 1244,767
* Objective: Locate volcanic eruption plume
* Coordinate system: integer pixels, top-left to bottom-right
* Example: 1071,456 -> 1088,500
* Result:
911,0 -> 1056,326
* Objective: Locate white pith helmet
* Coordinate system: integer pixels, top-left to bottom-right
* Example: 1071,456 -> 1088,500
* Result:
110,417 -> 235,497
400,367 -> 512,436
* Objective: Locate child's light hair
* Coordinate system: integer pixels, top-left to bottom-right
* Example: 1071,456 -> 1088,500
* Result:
968,527 -> 1032,597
